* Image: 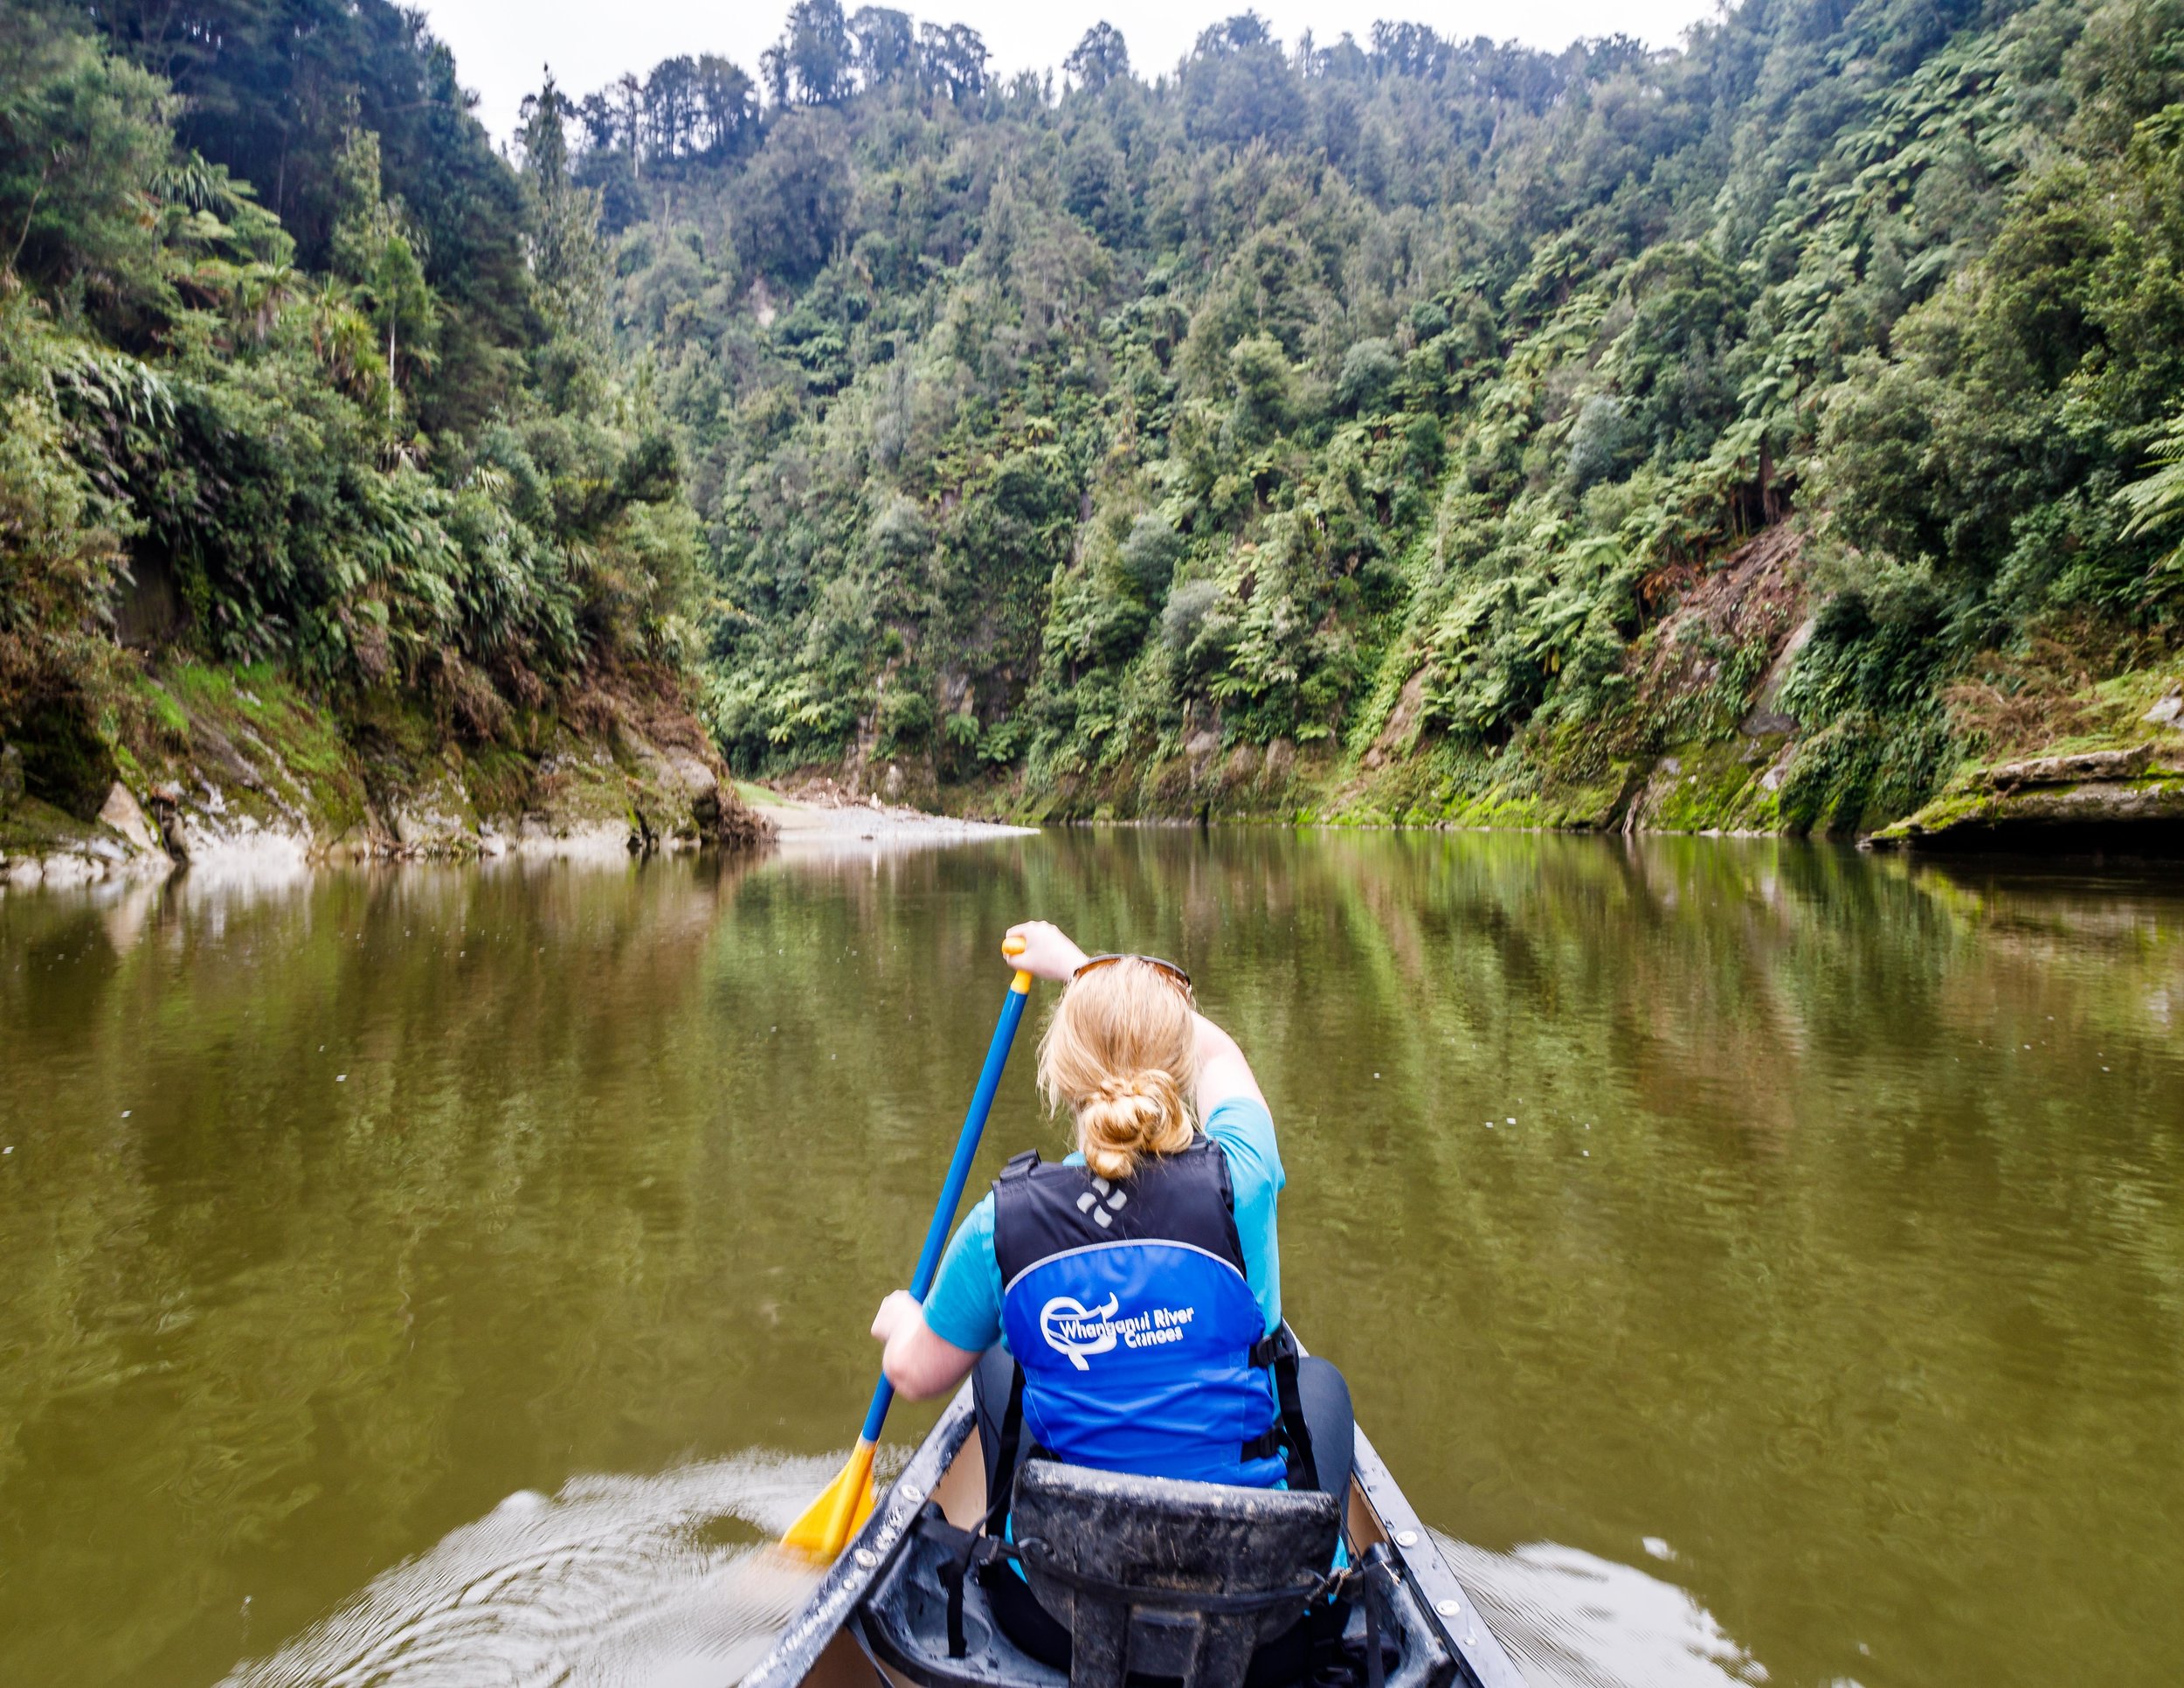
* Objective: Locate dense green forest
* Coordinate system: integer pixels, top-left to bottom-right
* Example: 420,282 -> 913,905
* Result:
1,1 -> 730,861
4,0 -> 2182,850
584,0 -> 2184,831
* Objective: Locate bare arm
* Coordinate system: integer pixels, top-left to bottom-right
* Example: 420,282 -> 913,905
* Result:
871,1290 -> 981,1400
1002,921 -> 1264,1117
1192,1012 -> 1266,1117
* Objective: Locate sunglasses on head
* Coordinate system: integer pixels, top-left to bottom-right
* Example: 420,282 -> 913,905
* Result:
1070,952 -> 1194,1000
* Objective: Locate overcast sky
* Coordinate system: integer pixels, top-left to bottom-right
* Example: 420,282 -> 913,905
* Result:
417,1 -> 1728,148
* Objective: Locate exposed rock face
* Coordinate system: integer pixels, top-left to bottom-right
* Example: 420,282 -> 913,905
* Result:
97,784 -> 164,855
1361,674 -> 1428,772
2,779 -> 175,889
1603,527 -> 1814,835
2,669 -> 771,891
1980,744 -> 2157,790
1870,737 -> 2184,847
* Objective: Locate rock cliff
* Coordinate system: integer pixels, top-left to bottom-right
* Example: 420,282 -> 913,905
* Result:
1,664 -> 770,891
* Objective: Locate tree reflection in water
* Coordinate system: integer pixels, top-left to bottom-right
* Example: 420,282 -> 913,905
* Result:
2,834 -> 2178,1688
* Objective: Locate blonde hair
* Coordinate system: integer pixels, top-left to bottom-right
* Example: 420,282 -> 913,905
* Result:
1038,958 -> 1198,1181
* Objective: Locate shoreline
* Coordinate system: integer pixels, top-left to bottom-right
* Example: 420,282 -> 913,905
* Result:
0,780 -> 1038,896
735,782 -> 1039,847
14,771 -> 2179,895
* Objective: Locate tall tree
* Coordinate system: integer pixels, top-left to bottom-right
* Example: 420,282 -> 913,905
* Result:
326,123 -> 437,424
763,0 -> 855,106
916,22 -> 988,105
695,54 -> 758,156
1064,23 -> 1130,94
849,8 -> 916,87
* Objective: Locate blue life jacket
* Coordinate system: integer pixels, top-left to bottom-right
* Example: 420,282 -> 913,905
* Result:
992,1137 -> 1289,1490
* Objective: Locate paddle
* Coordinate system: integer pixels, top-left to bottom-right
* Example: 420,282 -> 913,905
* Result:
782,937 -> 1035,1561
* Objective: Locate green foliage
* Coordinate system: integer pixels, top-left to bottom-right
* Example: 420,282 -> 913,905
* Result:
1814,17 -> 2184,647
2115,407 -> 2184,571
17,0 -> 2184,838
0,6 -> 174,311
1773,560 -> 1960,832
0,5 -> 703,766
0,302 -> 130,736
87,0 -> 540,433
608,0 -> 2184,829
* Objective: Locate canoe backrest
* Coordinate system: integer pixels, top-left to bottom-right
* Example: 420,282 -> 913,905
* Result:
1011,1460 -> 1341,1688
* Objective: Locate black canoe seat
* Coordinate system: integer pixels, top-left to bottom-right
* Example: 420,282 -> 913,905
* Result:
854,1462 -> 1345,1688
1010,1461 -> 1342,1688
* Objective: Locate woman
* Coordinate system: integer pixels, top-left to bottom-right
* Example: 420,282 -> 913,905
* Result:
870,921 -> 1352,1666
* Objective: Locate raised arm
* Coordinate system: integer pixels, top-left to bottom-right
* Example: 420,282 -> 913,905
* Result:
1000,922 -> 1265,1117
1192,1011 -> 1267,1117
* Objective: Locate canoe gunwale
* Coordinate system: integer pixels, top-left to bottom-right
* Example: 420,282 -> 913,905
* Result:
1349,1423 -> 1528,1688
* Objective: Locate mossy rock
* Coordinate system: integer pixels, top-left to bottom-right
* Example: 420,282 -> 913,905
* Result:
142,661 -> 371,839
1870,771 -> 2184,846
0,792 -> 106,855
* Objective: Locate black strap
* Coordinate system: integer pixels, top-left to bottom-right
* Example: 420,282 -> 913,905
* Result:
1243,1325 -> 1320,1491
943,1353 -> 1028,1661
998,1148 -> 1041,1180
945,1363 -> 1032,1658
1358,1546 -> 1393,1688
979,1362 -> 1029,1539
910,1505 -> 977,1659
1365,1565 -> 1385,1688
940,1538 -> 971,1658
1271,1345 -> 1320,1492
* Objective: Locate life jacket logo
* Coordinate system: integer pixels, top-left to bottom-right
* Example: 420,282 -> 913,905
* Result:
1039,1294 -> 1198,1368
1040,1294 -> 1120,1369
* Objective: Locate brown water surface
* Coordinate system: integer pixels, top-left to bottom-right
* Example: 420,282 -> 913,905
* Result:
2,831 -> 2179,1688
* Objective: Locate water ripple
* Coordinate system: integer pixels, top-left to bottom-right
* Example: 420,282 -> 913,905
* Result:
1436,1534 -> 1768,1688
223,1463 -> 1759,1688
222,1456 -> 835,1688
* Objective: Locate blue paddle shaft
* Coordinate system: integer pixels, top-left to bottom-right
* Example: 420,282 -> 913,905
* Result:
860,978 -> 1032,1445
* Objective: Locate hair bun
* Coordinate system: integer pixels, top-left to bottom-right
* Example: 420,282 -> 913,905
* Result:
1036,964 -> 1199,1181
1076,1068 -> 1190,1180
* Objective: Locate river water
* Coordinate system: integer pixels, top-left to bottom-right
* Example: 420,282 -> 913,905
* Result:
2,830 -> 2179,1688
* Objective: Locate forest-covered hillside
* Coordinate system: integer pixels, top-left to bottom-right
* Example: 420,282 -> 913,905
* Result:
5,1 -> 2182,856
586,0 -> 2184,834
1,1 -> 753,875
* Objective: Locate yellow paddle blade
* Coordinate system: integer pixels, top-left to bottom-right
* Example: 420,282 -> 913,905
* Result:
782,1437 -> 878,1561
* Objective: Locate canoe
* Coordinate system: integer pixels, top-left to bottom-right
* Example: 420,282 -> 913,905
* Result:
744,1366 -> 1529,1688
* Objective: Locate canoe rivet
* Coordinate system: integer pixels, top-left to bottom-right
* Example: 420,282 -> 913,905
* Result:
854,1548 -> 878,1569
1435,1598 -> 1462,1618
1394,1530 -> 1419,1548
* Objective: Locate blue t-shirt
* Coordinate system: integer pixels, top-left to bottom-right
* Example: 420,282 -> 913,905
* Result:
921,1096 -> 1284,1352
